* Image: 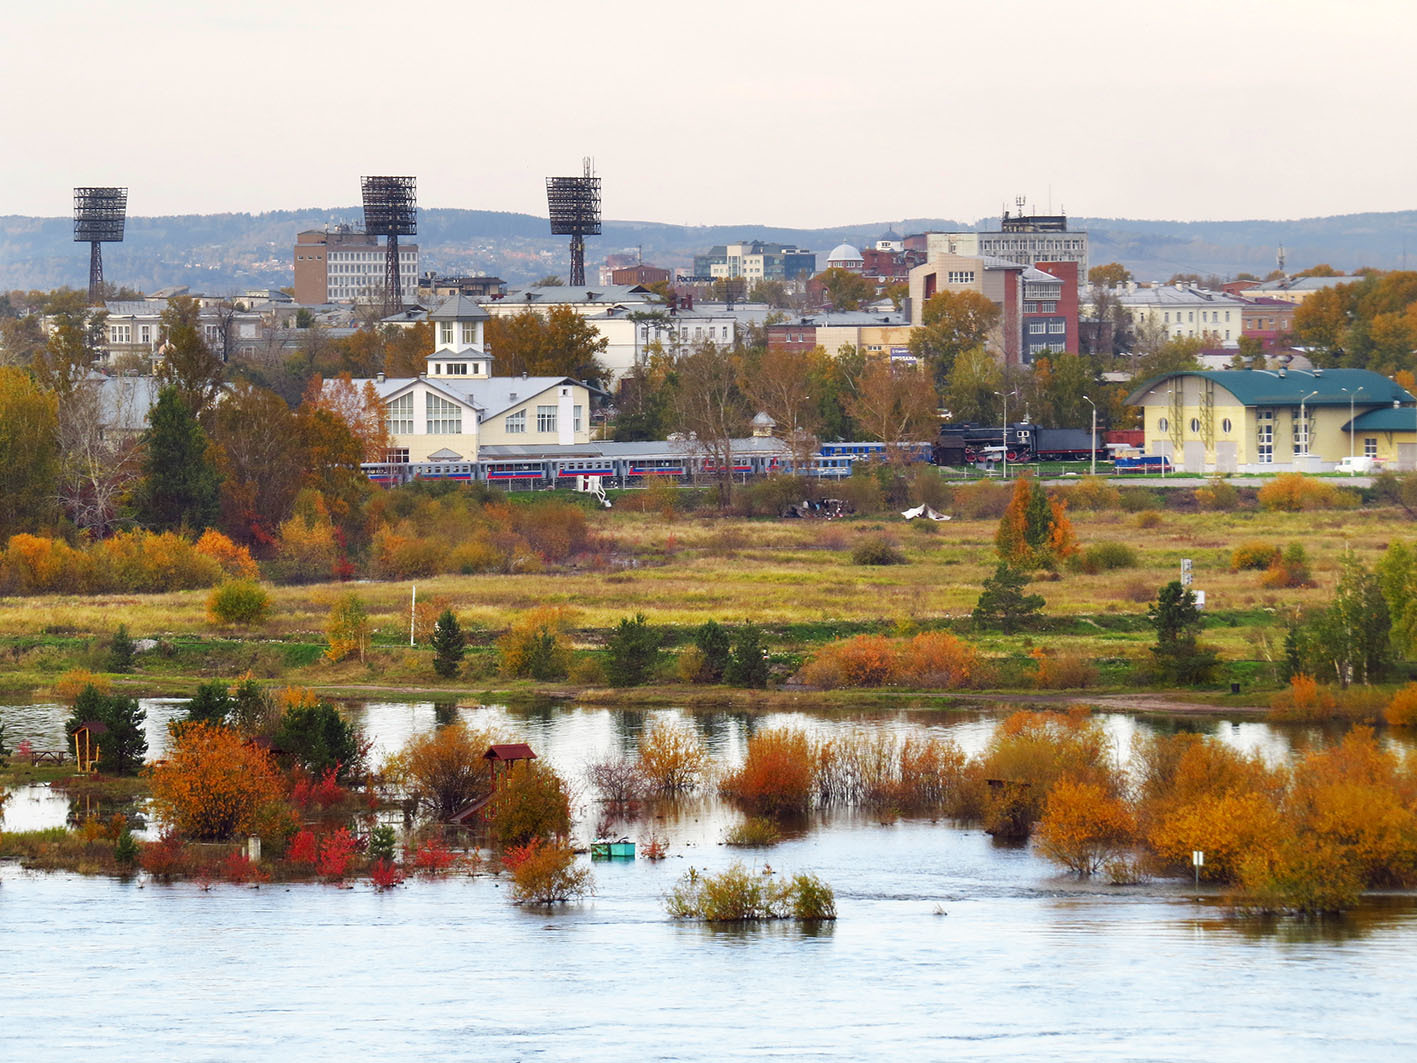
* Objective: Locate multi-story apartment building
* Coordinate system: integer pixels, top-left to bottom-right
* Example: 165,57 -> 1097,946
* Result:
928,210 -> 1089,285
1098,284 -> 1248,346
693,242 -> 816,284
293,227 -> 418,305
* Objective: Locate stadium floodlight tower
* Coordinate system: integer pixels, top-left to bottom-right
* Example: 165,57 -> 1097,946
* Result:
546,157 -> 601,286
360,176 -> 417,314
74,187 -> 128,305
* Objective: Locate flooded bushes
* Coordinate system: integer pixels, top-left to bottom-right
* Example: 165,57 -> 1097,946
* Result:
637,720 -> 710,795
666,863 -> 836,921
149,722 -> 286,840
503,838 -> 593,904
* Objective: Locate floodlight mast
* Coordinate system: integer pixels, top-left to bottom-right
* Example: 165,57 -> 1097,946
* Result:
545,157 -> 601,286
361,176 -> 417,315
73,187 -> 128,305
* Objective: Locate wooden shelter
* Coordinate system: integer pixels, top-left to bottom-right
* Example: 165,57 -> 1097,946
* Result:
72,720 -> 108,773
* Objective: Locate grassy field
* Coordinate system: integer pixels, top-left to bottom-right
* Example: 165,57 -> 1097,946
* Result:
0,497 -> 1411,700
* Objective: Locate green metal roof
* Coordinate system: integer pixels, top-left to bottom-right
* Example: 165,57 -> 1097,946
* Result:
1125,368 -> 1413,408
1345,407 -> 1417,432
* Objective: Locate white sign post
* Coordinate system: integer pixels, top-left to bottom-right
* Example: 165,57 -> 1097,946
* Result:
1192,849 -> 1204,889
1181,559 -> 1192,587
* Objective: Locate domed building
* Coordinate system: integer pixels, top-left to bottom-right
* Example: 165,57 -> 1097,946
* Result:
826,242 -> 864,272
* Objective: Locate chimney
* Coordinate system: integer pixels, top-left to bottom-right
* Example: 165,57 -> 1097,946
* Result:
376,372 -> 385,382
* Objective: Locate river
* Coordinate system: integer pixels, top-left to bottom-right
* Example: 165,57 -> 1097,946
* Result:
3,700 -> 1416,1060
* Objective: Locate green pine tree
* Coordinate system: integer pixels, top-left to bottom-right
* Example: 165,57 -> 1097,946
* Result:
431,609 -> 467,679
693,620 -> 732,683
135,385 -> 221,531
972,563 -> 1046,634
66,685 -> 148,775
606,613 -> 661,687
725,622 -> 770,689
107,623 -> 136,674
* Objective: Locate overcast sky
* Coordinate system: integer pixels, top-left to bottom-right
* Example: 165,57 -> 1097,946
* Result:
4,0 -> 1412,226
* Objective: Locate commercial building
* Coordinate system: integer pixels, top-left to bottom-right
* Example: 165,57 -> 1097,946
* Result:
1094,284 -> 1248,346
765,311 -> 915,359
294,227 -> 418,305
1125,367 -> 1414,473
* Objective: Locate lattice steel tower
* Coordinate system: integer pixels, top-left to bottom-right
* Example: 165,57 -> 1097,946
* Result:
546,158 -> 601,286
361,176 -> 417,314
74,187 -> 128,305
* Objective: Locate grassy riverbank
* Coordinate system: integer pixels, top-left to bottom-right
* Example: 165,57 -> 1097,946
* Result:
0,500 -> 1412,705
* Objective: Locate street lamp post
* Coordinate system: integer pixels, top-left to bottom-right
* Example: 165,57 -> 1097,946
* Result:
1298,389 -> 1319,461
1083,394 -> 1097,477
998,389 -> 1008,480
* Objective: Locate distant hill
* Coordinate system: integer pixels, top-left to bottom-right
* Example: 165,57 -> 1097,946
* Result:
4,206 -> 1417,294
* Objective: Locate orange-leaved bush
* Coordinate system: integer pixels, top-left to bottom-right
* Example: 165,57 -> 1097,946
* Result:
148,722 -> 286,840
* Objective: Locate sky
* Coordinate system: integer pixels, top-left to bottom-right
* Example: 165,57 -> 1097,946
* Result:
4,0 -> 1415,227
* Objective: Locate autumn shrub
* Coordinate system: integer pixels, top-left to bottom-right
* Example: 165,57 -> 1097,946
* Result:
721,728 -> 815,816
93,530 -> 223,593
1195,478 -> 1239,511
851,534 -> 906,566
409,837 -> 458,875
1134,510 -> 1163,529
139,829 -> 191,879
324,592 -> 370,663
638,719 -> 710,794
267,508 -> 339,584
724,817 -> 783,847
1384,682 -> 1417,727
497,607 -> 573,680
193,530 -> 259,579
1268,674 -> 1338,722
1260,543 -> 1313,588
1119,488 -> 1163,513
995,476 -> 1077,570
898,630 -> 980,688
286,828 -> 319,865
371,523 -> 447,579
666,863 -> 835,921
149,722 -> 287,840
1147,789 -> 1285,883
799,634 -> 895,688
1236,832 -> 1363,914
1061,477 -> 1121,512
951,480 -> 1012,519
1035,778 -> 1136,876
1,534 -> 92,594
1258,473 -> 1356,512
316,827 -> 358,880
448,537 -> 504,574
978,709 -> 1119,839
1231,541 -> 1281,571
207,579 -> 271,626
895,735 -> 970,812
585,757 -> 648,803
1074,541 -> 1137,574
220,851 -> 270,885
491,761 -> 573,849
504,838 -> 594,904
1031,647 -> 1098,690
54,668 -> 111,703
369,858 -> 405,890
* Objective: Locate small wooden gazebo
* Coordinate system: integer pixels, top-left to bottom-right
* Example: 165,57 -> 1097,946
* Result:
72,720 -> 108,774
483,743 -> 537,788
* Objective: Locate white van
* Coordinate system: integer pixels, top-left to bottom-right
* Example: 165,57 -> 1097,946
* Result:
1336,455 -> 1379,474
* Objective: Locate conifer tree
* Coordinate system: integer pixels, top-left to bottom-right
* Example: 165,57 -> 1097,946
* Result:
973,563 -> 1046,633
431,609 -> 467,679
135,386 -> 221,532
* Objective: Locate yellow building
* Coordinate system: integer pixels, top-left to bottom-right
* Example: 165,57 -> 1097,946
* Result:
347,295 -> 594,463
1126,368 -> 1416,473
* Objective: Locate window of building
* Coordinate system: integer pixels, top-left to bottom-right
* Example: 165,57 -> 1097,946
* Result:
1190,417 -> 1200,432
537,405 -> 557,432
1366,437 -> 1378,457
445,362 -> 468,375
204,324 -> 220,344
1258,413 -> 1274,463
946,270 -> 976,284
1048,321 -> 1065,333
386,393 -> 413,435
110,324 -> 131,343
1164,313 -> 1170,323
1222,418 -> 1233,433
1028,322 -> 1046,334
426,393 -> 462,434
139,324 -> 152,344
574,405 -> 583,433
505,410 -> 526,434
385,448 -> 409,464
1023,302 -> 1038,313
440,322 -> 454,346
462,323 -> 478,344
1158,417 -> 1169,432
1041,301 -> 1057,312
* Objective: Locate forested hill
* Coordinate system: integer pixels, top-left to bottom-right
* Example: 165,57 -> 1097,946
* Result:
4,205 -> 1417,294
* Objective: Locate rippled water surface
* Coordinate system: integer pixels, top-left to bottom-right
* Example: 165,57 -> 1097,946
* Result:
4,700 -> 1417,1060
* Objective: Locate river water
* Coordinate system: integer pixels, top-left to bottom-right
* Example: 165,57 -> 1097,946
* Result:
3,700 -> 1417,1060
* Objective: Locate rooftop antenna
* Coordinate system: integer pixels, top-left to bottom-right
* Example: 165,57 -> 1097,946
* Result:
74,186 -> 127,305
361,176 -> 417,315
546,157 -> 602,286
1277,244 -> 1287,275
